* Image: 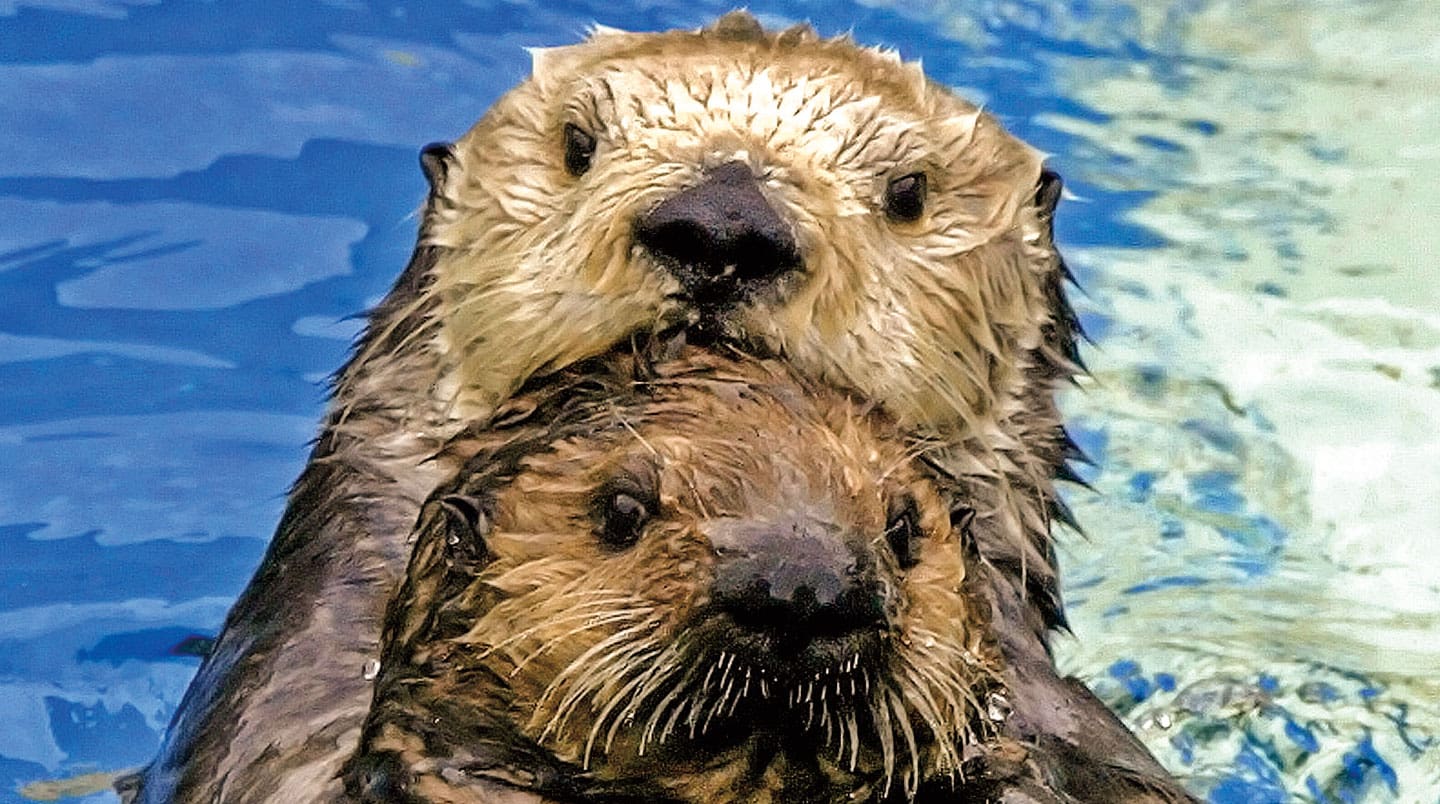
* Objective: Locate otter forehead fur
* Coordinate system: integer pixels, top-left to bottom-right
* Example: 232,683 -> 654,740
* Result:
348,345 -> 1191,804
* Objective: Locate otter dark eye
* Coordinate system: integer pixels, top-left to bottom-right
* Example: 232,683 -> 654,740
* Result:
563,123 -> 596,176
601,491 -> 649,548
886,499 -> 923,569
884,172 -> 927,222
436,493 -> 490,565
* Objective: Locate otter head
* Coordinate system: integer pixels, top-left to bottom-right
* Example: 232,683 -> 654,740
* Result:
403,11 -> 1075,442
347,346 -> 1003,803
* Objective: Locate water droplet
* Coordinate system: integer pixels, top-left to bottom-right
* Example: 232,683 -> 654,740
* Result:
986,692 -> 1011,722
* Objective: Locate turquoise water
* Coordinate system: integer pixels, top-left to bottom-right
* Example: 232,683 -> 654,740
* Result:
1,1 -> 1436,801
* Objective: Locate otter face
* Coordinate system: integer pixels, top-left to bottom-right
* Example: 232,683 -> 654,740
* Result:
417,12 -> 1068,442
352,349 -> 1001,803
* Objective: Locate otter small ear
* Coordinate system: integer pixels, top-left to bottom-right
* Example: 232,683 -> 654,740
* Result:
777,22 -> 818,46
950,506 -> 977,534
1035,168 -> 1064,225
438,493 -> 491,564
419,141 -> 454,194
708,10 -> 766,41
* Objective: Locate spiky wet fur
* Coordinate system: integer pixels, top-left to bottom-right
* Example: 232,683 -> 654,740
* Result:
348,345 -> 1195,804
131,12 -> 1082,803
351,345 -> 1003,803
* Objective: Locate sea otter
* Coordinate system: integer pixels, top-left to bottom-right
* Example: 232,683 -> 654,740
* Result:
343,344 -> 1189,804
130,12 -> 1081,802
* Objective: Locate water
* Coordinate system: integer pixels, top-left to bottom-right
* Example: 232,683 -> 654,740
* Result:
1,1 -> 1436,801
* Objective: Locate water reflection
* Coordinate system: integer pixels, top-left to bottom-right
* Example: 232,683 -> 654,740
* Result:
1032,0 -> 1440,798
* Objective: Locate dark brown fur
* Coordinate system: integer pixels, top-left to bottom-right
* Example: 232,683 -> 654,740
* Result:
344,345 -> 1192,804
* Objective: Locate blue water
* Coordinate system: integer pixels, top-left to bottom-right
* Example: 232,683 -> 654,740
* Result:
3,1 -> 1437,802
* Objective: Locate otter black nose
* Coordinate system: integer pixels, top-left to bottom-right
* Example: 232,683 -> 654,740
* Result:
707,517 -> 884,643
634,161 -> 800,305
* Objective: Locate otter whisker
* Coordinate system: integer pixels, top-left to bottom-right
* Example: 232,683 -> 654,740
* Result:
726,664 -> 750,718
699,651 -> 724,696
645,662 -> 704,750
640,645 -> 707,744
584,643 -> 669,766
907,631 -> 996,682
701,677 -> 730,735
551,648 -> 660,755
586,635 -> 667,710
904,629 -> 995,719
684,690 -> 708,739
919,651 -> 985,727
547,624 -> 661,716
845,709 -> 861,771
657,690 -> 691,746
920,667 -> 973,740
608,641 -> 690,756
907,627 -> 979,662
869,685 -> 898,798
897,662 -> 962,779
495,602 -> 651,649
469,596 -> 648,652
502,608 -> 654,678
885,683 -> 923,798
538,621 -> 664,742
621,637 -> 689,722
899,652 -> 963,724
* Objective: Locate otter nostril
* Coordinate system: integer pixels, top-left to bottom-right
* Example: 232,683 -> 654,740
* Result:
715,574 -> 884,642
634,160 -> 800,304
707,517 -> 886,643
640,219 -> 714,270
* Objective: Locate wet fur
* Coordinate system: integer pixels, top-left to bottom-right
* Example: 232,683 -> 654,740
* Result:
132,13 -> 1082,802
346,345 -> 1192,804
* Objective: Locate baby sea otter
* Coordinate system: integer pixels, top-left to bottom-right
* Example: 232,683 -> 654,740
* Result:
130,12 -> 1082,802
344,344 -> 1190,804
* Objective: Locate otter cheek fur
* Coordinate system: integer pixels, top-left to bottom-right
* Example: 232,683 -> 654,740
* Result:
349,350 -> 1002,804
